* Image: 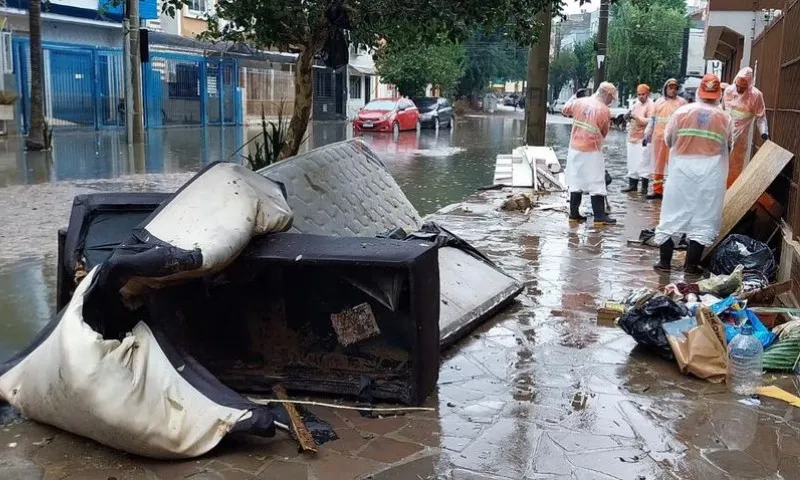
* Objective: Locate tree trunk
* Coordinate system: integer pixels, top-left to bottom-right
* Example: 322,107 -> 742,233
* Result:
26,0 -> 45,151
281,46 -> 314,159
525,6 -> 552,146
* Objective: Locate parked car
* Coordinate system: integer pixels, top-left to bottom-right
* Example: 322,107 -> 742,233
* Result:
353,98 -> 420,135
412,97 -> 454,129
553,100 -> 568,115
503,94 -> 519,106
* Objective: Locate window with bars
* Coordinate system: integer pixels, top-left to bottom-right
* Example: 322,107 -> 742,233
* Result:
349,75 -> 362,99
188,0 -> 208,14
315,69 -> 333,98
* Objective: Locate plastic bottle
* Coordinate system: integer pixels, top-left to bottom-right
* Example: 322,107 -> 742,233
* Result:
727,325 -> 764,395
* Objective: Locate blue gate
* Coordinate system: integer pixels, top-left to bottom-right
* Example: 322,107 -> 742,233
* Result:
12,37 -> 124,133
142,53 -> 241,127
13,37 -> 242,131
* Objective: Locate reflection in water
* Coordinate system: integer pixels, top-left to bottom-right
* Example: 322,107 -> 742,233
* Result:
0,258 -> 55,359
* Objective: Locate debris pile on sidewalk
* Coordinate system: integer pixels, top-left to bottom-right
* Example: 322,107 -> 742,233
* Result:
0,140 -> 522,459
606,234 -> 800,381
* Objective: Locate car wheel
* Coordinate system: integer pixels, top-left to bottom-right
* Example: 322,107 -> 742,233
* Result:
392,122 -> 400,136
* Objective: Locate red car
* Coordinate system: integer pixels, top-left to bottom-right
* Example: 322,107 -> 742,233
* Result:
353,98 -> 420,135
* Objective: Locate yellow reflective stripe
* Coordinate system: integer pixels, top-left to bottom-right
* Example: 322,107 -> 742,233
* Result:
676,128 -> 725,144
573,120 -> 599,134
656,116 -> 669,123
730,108 -> 753,120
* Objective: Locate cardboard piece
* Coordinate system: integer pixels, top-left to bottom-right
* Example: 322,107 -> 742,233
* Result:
664,307 -> 728,383
597,301 -> 625,326
703,141 -> 794,260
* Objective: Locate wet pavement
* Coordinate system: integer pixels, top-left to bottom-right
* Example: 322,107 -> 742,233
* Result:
1,115 -> 799,479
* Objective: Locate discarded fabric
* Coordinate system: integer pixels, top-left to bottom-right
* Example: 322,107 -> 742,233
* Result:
696,265 -> 744,297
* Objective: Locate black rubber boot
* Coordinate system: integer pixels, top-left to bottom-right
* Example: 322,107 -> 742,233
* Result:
684,240 -> 705,276
646,192 -> 663,200
568,192 -> 586,223
640,178 -> 649,195
654,239 -> 675,272
591,195 -> 616,225
621,178 -> 639,193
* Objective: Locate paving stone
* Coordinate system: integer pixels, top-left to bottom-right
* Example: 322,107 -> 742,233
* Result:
527,434 -> 571,476
256,460 -> 309,479
453,419 -> 542,480
307,449 -> 384,480
357,437 -> 424,464
366,456 -> 439,480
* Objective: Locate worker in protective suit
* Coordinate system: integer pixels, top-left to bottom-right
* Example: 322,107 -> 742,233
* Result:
621,84 -> 656,194
723,67 -> 768,187
644,78 -> 687,200
562,82 -> 618,225
653,73 -> 732,275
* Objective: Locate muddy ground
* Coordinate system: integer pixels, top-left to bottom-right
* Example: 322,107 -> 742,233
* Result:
1,184 -> 799,480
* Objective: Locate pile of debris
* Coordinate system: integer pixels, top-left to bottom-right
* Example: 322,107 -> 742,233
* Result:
493,146 -> 565,191
0,140 -> 523,459
602,234 -> 800,383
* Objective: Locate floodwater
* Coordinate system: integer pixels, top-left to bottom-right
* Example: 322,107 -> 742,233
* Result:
0,114 -> 624,361
8,113 -> 792,479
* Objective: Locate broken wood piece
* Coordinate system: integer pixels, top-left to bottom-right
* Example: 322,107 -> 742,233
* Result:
703,141 -> 794,259
273,385 -> 318,453
739,280 -> 793,305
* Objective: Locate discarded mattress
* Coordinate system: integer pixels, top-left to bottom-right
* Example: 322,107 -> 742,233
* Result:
259,139 -> 523,347
0,162 -> 293,458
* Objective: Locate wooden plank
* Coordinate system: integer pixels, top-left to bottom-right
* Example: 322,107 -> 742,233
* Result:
702,141 -> 794,259
273,385 -> 317,453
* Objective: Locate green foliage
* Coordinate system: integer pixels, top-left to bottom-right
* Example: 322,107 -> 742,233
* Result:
548,51 -> 576,101
548,36 -> 593,100
457,31 -> 528,97
229,103 -> 298,170
375,39 -> 465,97
606,0 -> 687,100
571,37 -> 595,91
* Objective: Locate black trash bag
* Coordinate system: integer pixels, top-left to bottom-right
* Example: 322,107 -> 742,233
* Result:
711,234 -> 776,279
618,294 -> 689,358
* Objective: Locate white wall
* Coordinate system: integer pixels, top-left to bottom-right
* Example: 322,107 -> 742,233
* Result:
6,14 -> 121,49
707,10 -> 770,69
686,28 -> 706,77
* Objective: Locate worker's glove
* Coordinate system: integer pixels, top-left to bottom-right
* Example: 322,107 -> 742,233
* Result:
761,133 -> 770,141
642,138 -> 648,148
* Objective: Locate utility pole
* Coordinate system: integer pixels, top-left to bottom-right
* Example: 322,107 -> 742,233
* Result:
129,0 -> 145,143
594,0 -> 609,88
123,16 -> 133,144
525,6 -> 552,146
123,0 -> 144,145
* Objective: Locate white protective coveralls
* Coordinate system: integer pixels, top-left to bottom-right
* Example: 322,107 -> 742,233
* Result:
562,83 -> 616,196
654,101 -> 733,247
626,89 -> 655,179
722,67 -> 769,187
